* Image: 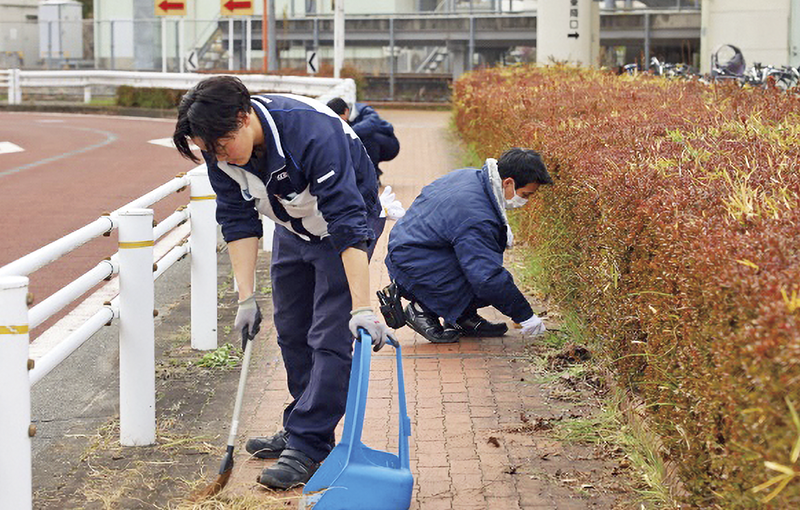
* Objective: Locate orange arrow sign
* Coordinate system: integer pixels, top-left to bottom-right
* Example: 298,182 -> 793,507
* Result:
221,0 -> 254,15
155,0 -> 186,15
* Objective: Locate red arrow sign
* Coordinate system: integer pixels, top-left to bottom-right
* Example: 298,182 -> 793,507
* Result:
224,0 -> 252,10
159,0 -> 185,12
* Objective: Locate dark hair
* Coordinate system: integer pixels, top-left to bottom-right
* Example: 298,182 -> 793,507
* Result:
497,148 -> 552,188
326,97 -> 348,115
173,75 -> 252,163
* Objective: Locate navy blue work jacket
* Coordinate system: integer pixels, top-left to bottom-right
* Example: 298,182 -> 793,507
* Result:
203,94 -> 380,253
385,166 -> 533,324
350,103 -> 395,139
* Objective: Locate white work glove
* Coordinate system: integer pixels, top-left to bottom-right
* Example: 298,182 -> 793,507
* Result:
520,314 -> 546,336
379,186 -> 406,220
234,294 -> 262,347
349,307 -> 398,352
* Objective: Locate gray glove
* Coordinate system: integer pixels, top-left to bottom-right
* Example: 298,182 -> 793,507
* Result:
234,294 -> 262,347
349,307 -> 398,352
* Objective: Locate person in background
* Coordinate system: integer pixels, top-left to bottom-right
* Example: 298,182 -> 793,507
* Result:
327,97 -> 400,185
379,148 -> 552,344
172,76 -> 395,490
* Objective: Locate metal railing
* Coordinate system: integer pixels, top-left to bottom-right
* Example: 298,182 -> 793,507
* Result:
0,165 -> 222,509
1,68 -> 21,103
5,69 -> 356,107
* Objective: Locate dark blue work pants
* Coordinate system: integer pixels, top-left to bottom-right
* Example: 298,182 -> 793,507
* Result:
270,219 -> 384,462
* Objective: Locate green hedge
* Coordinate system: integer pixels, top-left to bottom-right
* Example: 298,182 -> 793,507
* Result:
453,65 -> 800,507
115,85 -> 185,109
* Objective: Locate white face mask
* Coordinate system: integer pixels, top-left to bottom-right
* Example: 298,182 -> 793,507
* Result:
505,192 -> 528,209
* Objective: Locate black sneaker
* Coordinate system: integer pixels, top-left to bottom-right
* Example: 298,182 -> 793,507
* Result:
257,449 -> 320,490
447,312 -> 508,338
246,429 -> 288,459
405,302 -> 460,344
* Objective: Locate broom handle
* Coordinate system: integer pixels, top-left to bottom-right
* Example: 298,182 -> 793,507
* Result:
227,332 -> 255,447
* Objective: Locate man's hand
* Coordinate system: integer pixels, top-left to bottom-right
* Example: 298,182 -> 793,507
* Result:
349,307 -> 398,352
234,295 -> 262,347
520,314 -> 546,336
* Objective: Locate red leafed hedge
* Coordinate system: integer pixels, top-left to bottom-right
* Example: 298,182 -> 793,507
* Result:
453,65 -> 800,507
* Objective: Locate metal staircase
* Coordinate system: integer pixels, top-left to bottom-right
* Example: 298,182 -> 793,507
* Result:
416,47 -> 448,73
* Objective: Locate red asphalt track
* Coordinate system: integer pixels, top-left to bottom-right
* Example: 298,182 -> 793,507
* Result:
0,111 -> 199,337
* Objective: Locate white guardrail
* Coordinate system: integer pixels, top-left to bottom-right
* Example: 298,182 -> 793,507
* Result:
2,68 -> 22,104
0,73 -> 348,509
3,69 -> 357,108
0,168 -> 218,510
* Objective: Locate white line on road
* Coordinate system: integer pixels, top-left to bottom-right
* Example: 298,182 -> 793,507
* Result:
148,137 -> 199,150
0,127 -> 117,178
0,141 -> 25,155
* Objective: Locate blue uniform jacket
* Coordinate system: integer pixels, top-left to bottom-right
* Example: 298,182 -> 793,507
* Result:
203,94 -> 381,253
350,103 -> 395,139
385,166 -> 533,324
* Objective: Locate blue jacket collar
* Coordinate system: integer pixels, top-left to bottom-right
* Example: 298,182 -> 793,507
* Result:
250,96 -> 287,175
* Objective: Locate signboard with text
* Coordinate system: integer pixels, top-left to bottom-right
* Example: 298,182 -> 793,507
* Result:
155,0 -> 186,16
221,0 -> 254,16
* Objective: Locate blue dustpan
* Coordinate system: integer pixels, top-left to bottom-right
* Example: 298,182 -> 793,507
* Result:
300,331 -> 413,510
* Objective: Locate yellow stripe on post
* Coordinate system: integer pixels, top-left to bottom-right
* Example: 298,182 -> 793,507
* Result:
119,240 -> 155,249
0,325 -> 29,334
190,195 -> 217,201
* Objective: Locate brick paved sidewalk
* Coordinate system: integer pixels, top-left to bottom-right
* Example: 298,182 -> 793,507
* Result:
219,111 -> 571,509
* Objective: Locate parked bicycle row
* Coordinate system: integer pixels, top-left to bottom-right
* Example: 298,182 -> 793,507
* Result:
619,44 -> 800,91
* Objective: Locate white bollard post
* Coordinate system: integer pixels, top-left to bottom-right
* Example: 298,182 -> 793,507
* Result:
246,17 -> 252,70
334,0 -> 345,78
10,68 -> 22,105
189,169 -> 218,350
6,70 -> 13,105
0,276 -> 32,510
178,19 -> 185,74
14,69 -> 21,105
228,18 -> 234,71
161,17 -> 168,73
117,209 -> 156,446
83,85 -> 91,103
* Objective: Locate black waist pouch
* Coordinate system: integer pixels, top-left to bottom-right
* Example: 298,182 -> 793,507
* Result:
377,282 -> 405,330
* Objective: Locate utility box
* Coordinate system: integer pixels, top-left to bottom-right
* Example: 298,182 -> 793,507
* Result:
38,0 -> 83,63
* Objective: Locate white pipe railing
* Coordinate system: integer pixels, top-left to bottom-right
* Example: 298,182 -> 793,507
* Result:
0,165 -> 218,507
154,207 -> 190,241
154,242 -> 190,280
2,68 -> 22,105
0,217 -> 117,278
29,303 -> 117,387
5,70 -> 357,108
28,259 -> 117,330
114,174 -> 190,213
0,176 -> 190,281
